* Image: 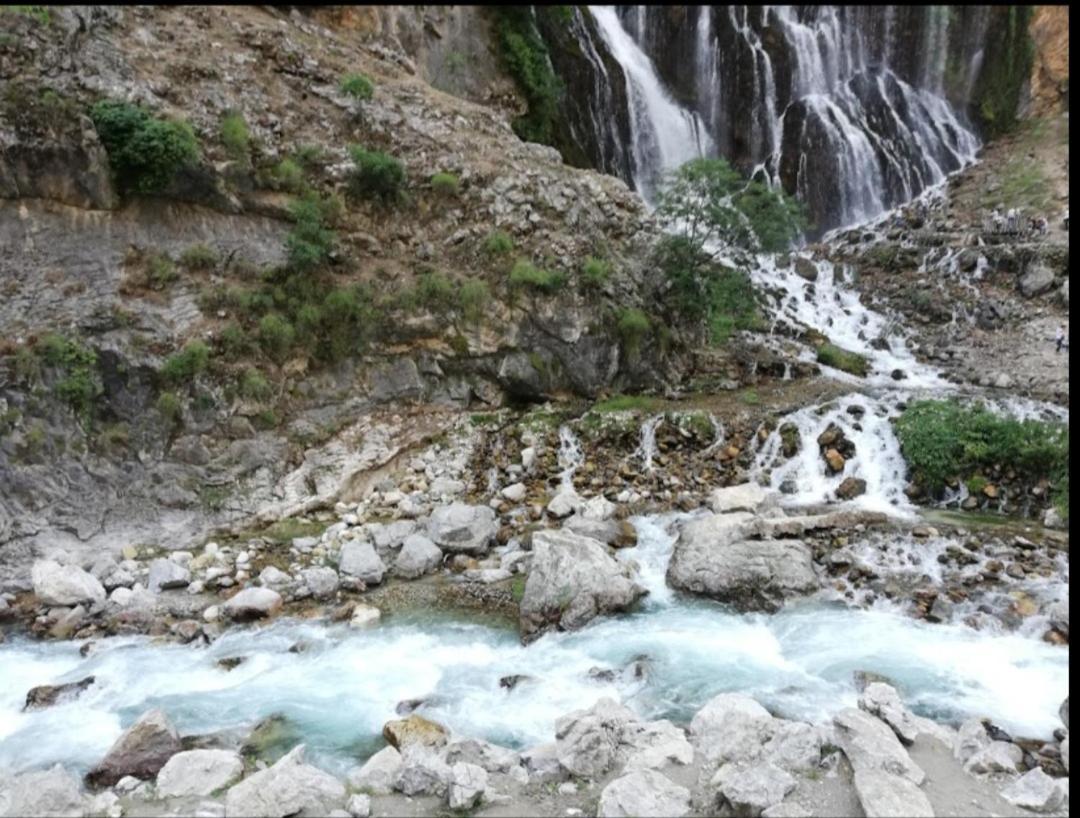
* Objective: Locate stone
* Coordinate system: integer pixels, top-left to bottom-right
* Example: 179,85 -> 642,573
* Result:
2,764 -> 86,818
690,693 -> 775,765
224,745 -> 345,817
580,495 -> 617,520
953,718 -> 990,764
964,741 -> 1023,774
832,708 -> 925,785
852,769 -> 934,818
521,447 -> 536,470
1061,735 -> 1069,773
349,604 -> 381,628
836,477 -> 867,500
300,567 -> 338,598
1019,262 -> 1056,297
147,558 -> 191,593
546,490 -> 581,518
393,747 -> 451,797
156,749 -> 244,798
346,747 -> 401,795
427,503 -> 498,554
761,804 -> 812,818
1060,697 -> 1069,730
712,760 -> 796,817
23,676 -> 95,711
448,762 -> 487,810
620,719 -> 694,771
382,714 -> 449,751
555,697 -> 637,778
501,482 -> 527,502
667,513 -> 817,612
86,708 -> 183,787
519,529 -> 646,641
824,449 -> 846,473
345,793 -> 371,818
520,743 -> 566,783
793,257 -> 819,282
762,721 -> 822,772
258,566 -> 293,586
429,476 -> 466,497
597,769 -> 691,818
223,588 -> 283,621
858,683 -> 920,745
31,560 -> 105,606
708,483 -> 771,514
445,739 -> 520,773
338,541 -> 386,584
393,534 -> 443,579
1000,767 -> 1067,813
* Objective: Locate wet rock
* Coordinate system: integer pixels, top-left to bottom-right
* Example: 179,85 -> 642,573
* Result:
1000,767 -> 1067,812
223,588 -> 282,621
690,693 -> 774,765
349,604 -> 381,628
147,559 -> 191,593
597,769 -> 691,818
832,708 -> 925,785
2,764 -> 86,818
499,674 -> 532,691
24,676 -> 95,711
712,760 -> 796,817
824,448 -> 846,473
447,762 -> 487,810
793,257 -> 819,282
1060,697 -> 1069,730
31,560 -> 106,606
835,477 -> 867,500
338,541 -> 386,584
852,769 -> 933,818
156,749 -> 244,798
519,529 -> 646,641
224,744 -> 345,817
427,503 -> 498,554
242,715 -> 302,764
346,746 -> 401,795
392,534 -> 443,579
217,657 -> 244,671
86,708 -> 183,787
382,714 -> 449,751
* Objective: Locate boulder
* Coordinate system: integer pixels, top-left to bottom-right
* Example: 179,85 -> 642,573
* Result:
2,765 -> 86,818
349,604 -> 381,628
382,714 -> 449,751
338,541 -> 386,584
501,482 -> 528,503
1060,697 -> 1069,730
708,484 -> 772,514
23,676 -> 95,711
445,739 -> 520,774
346,746 -> 401,795
393,747 -> 451,797
447,762 -> 487,810
712,761 -> 796,818
546,490 -> 581,519
427,503 -> 498,554
1061,735 -> 1069,773
222,588 -> 283,621
596,769 -> 692,818
762,721 -> 822,772
224,745 -> 345,817
564,515 -> 637,548
580,495 -> 617,520
667,513 -> 817,612
793,257 -> 819,282
555,697 -> 637,778
393,534 -> 443,579
689,693 -> 775,765
31,560 -> 105,606
346,793 -> 371,818
155,749 -> 244,798
520,743 -> 567,783
832,708 -> 925,785
86,708 -> 182,787
1018,262 -> 1055,297
858,683 -> 920,745
761,804 -> 812,818
953,718 -> 991,764
259,566 -> 293,587
519,529 -> 646,641
852,769 -> 934,818
147,559 -> 191,593
300,567 -> 339,598
620,719 -> 694,771
1000,767 -> 1067,813
835,477 -> 868,500
964,741 -> 1023,774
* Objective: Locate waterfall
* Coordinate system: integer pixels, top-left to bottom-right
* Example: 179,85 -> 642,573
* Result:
556,424 -> 584,492
633,414 -> 664,472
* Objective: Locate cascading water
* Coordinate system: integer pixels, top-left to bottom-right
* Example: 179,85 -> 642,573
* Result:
632,414 -> 664,472
556,424 -> 584,493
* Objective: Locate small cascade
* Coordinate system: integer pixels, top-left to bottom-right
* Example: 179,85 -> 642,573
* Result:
633,414 -> 664,472
700,414 -> 726,456
556,425 -> 584,493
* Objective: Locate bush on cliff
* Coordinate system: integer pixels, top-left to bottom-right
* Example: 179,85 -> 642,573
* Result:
90,100 -> 199,194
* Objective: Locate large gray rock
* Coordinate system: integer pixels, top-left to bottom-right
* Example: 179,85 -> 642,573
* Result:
666,514 -> 817,612
222,588 -> 283,621
833,709 -> 925,785
86,708 -> 182,787
690,693 -> 775,765
393,748 -> 452,797
1000,767 -> 1067,813
300,567 -> 339,598
1019,262 -> 1056,297
224,745 -> 345,817
448,762 -> 488,810
597,769 -> 692,818
712,761 -> 796,818
953,718 -> 991,764
346,746 -> 401,795
708,484 -> 773,514
858,683 -> 920,745
852,769 -> 934,818
555,698 -> 637,778
147,558 -> 191,593
964,741 -> 1023,774
620,719 -> 694,771
762,721 -> 822,772
155,749 -> 243,798
1,765 -> 86,818
445,739 -> 520,774
427,503 -> 498,554
1060,696 -> 1069,730
393,534 -> 443,579
31,560 -> 106,606
338,541 -> 386,584
519,529 -> 646,641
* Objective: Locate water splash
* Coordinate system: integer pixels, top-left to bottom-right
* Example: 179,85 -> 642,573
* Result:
556,425 -> 584,493
633,414 -> 664,472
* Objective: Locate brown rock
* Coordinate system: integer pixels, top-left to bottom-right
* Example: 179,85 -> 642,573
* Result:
982,484 -> 999,499
835,477 -> 867,500
382,714 -> 449,751
24,676 -> 95,711
86,708 -> 182,787
824,449 -> 846,473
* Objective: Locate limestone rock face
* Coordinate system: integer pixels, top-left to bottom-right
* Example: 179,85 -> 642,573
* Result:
519,529 -> 646,641
224,745 -> 345,817
86,708 -> 182,787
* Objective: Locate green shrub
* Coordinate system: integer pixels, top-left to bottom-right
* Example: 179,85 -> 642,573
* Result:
90,100 -> 199,194
37,334 -> 101,426
483,230 -> 514,256
593,394 -> 663,413
271,157 -> 305,194
616,308 -> 650,357
509,259 -> 563,294
320,286 -> 374,362
340,72 -> 375,100
965,475 -> 988,496
156,391 -> 182,426
259,313 -> 295,363
220,111 -> 250,161
146,253 -> 177,289
294,303 -> 323,347
2,6 -> 51,24
179,244 -> 218,271
895,400 -> 1069,502
430,172 -> 460,197
348,146 -> 406,203
815,343 -> 869,377
493,7 -> 561,145
582,256 -> 611,288
161,340 -> 210,383
458,279 -> 490,325
219,323 -> 250,359
414,270 -> 455,312
240,367 -> 273,401
285,194 -> 335,272
292,144 -> 327,168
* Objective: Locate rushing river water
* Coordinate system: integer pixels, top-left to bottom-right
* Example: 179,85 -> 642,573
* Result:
0,515 -> 1068,778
